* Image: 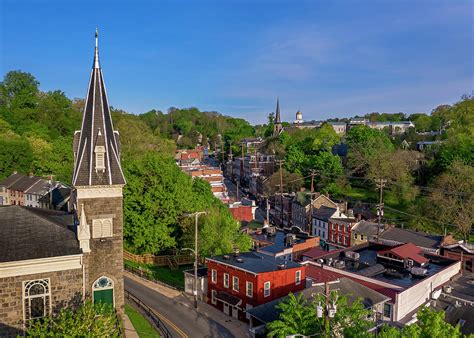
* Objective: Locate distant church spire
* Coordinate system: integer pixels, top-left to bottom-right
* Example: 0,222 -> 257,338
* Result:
273,97 -> 283,136
72,29 -> 126,187
275,97 -> 281,124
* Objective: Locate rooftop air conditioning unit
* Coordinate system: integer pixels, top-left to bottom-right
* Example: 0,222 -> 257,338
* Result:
223,255 -> 230,260
236,258 -> 244,263
444,285 -> 452,293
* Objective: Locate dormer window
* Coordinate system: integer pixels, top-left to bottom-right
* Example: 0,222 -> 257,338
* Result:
95,146 -> 106,172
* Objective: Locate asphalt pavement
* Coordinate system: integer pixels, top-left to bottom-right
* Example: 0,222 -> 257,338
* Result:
124,276 -> 235,338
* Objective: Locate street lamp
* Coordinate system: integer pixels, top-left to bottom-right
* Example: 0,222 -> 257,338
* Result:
185,211 -> 207,309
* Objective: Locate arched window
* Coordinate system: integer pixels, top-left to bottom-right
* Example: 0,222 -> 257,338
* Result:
92,276 -> 114,307
23,279 -> 51,321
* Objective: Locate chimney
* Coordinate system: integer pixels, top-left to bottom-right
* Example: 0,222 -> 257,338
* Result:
28,172 -> 34,177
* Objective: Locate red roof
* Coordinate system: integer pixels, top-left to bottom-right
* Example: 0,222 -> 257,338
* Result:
379,243 -> 429,265
302,247 -> 330,260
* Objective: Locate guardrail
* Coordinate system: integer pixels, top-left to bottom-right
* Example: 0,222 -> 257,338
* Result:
125,289 -> 172,338
124,263 -> 184,291
124,250 -> 195,267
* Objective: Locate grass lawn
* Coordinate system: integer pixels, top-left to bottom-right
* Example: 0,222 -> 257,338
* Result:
125,303 -> 160,338
124,260 -> 192,289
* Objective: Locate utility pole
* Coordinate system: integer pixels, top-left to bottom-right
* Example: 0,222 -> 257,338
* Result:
375,178 -> 387,241
186,211 -> 207,309
309,169 -> 317,234
276,160 -> 285,227
325,281 -> 330,335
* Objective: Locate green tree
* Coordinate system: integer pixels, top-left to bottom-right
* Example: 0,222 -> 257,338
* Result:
267,292 -> 373,338
267,293 -> 317,338
26,300 -> 120,337
346,125 -> 394,176
0,137 -> 34,178
378,307 -> 463,338
428,160 -> 474,240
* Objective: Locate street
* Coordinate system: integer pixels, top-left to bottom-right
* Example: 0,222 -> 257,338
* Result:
124,275 -> 236,338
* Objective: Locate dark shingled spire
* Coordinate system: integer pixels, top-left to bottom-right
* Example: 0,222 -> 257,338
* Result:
273,97 -> 283,136
275,97 -> 281,124
72,29 -> 126,187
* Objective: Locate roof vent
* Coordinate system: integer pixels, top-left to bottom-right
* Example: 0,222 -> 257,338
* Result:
236,258 -> 244,263
278,263 -> 286,269
223,255 -> 230,260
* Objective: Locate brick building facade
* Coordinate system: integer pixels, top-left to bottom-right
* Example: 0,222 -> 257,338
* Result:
206,252 -> 305,322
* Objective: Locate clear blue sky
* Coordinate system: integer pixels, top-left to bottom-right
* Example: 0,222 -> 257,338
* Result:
1,0 -> 472,124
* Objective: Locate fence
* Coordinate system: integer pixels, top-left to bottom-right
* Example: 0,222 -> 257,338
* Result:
125,290 -> 172,338
124,250 -> 195,268
124,263 -> 184,291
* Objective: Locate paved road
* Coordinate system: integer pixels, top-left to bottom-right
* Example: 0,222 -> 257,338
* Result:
124,276 -> 234,338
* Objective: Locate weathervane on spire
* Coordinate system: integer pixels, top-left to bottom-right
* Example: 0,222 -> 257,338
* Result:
94,28 -> 100,69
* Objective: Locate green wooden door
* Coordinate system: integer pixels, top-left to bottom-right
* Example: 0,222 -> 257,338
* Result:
94,289 -> 114,306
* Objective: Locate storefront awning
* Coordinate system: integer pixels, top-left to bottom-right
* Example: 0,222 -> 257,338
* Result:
216,291 -> 242,307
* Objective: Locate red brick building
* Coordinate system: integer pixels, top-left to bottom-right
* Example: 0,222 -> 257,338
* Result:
228,202 -> 255,223
328,217 -> 357,248
206,252 -> 305,322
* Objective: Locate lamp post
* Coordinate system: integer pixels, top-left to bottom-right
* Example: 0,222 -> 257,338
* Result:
185,211 -> 207,309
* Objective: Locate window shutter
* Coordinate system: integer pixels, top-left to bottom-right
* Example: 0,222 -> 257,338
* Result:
92,219 -> 102,238
102,219 -> 113,237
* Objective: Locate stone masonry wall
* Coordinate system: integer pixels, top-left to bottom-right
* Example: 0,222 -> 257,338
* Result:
0,268 -> 83,337
79,195 -> 124,316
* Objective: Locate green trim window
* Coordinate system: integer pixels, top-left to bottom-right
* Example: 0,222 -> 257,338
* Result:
92,276 -> 114,307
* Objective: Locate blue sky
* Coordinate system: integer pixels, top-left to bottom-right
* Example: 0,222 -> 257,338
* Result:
1,1 -> 472,124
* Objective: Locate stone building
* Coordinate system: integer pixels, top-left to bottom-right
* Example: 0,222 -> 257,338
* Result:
0,30 -> 125,336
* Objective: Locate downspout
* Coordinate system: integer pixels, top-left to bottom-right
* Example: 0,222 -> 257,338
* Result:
82,255 -> 86,301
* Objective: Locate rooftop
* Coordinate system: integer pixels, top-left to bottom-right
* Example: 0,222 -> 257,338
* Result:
251,229 -> 307,255
379,243 -> 429,265
207,251 -> 302,274
247,277 -> 390,324
313,243 -> 454,288
0,206 -> 81,263
312,206 -> 338,221
380,227 -> 443,249
431,273 -> 474,335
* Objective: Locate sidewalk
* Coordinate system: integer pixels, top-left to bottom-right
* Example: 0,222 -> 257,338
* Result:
179,292 -> 250,338
125,271 -> 250,337
124,271 -> 181,298
123,313 -> 139,338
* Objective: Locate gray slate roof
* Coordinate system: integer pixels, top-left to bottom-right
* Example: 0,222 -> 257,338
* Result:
72,32 -> 125,187
0,173 -> 24,188
0,206 -> 81,263
352,220 -> 380,236
312,206 -> 337,222
380,227 -> 443,249
9,176 -> 42,192
207,251 -> 302,274
247,277 -> 390,324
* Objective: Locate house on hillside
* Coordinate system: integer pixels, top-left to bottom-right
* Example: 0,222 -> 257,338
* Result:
312,206 -> 346,243
328,217 -> 358,248
351,220 -> 380,246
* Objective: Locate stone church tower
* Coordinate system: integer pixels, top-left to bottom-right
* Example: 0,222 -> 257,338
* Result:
72,29 -> 126,313
273,97 -> 283,136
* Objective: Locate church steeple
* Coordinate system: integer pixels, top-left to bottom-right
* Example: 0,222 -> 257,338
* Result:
275,97 -> 281,124
273,97 -> 283,136
73,29 -> 126,187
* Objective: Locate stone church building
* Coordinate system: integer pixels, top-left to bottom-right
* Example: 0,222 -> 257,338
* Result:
0,30 -> 126,336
